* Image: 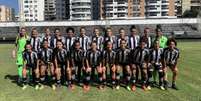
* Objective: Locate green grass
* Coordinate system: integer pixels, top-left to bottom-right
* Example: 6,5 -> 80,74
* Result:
0,41 -> 201,101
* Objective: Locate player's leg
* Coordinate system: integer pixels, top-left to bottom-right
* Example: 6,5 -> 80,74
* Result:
70,65 -> 76,89
55,65 -> 62,88
91,66 -> 96,83
110,64 -> 116,89
16,53 -> 23,83
115,65 -> 121,90
83,67 -> 91,92
97,66 -> 103,89
66,66 -> 72,88
125,65 -> 131,91
34,66 -> 40,90
130,64 -> 137,91
141,63 -> 148,91
22,65 -> 28,90
147,63 -> 154,90
170,65 -> 179,90
39,63 -> 47,90
157,65 -> 165,90
49,63 -> 56,90
77,63 -> 82,85
102,66 -> 107,88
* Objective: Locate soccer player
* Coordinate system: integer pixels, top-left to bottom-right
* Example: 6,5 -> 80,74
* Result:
91,28 -> 104,51
102,41 -> 116,89
69,40 -> 85,85
12,27 -> 29,84
104,27 -> 116,49
115,39 -> 131,90
77,27 -> 91,52
85,41 -> 102,89
130,41 -> 150,91
147,40 -> 165,90
22,43 -> 40,90
116,28 -> 129,48
41,27 -> 52,48
154,27 -> 168,48
140,27 -> 152,49
162,38 -> 180,90
29,28 -> 41,52
53,41 -> 68,89
38,40 -> 54,90
50,28 -> 65,49
65,27 -> 76,52
128,25 -> 140,50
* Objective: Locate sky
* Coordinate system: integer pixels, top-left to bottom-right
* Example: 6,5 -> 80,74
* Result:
0,0 -> 18,14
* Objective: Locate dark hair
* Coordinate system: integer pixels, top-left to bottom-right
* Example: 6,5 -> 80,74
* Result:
119,28 -> 125,33
104,27 -> 112,37
42,39 -> 48,44
167,38 -> 177,46
66,27 -> 74,33
130,25 -> 137,32
155,28 -> 162,32
31,28 -> 37,35
54,28 -> 60,33
80,27 -> 86,32
90,41 -> 97,46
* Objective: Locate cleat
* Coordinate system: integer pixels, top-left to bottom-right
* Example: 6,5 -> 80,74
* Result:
147,86 -> 152,90
35,85 -> 39,90
131,85 -> 136,92
116,85 -> 120,90
160,86 -> 165,90
52,84 -> 56,90
142,85 -> 148,91
172,84 -> 179,90
39,85 -> 44,90
98,85 -> 103,90
22,85 -> 28,90
126,86 -> 131,91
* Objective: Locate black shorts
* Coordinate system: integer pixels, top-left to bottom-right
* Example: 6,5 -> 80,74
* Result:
152,63 -> 162,70
118,63 -> 129,67
57,63 -> 66,69
26,64 -> 37,69
166,64 -> 177,69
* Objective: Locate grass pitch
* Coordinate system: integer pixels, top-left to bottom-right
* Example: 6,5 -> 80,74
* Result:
0,41 -> 201,101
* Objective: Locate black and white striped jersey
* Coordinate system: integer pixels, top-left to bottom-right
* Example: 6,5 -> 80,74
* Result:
149,48 -> 163,65
162,48 -> 180,66
23,51 -> 38,65
69,48 -> 85,63
102,50 -> 116,65
86,50 -> 102,67
41,35 -> 52,48
29,37 -> 41,52
91,35 -> 104,51
130,47 -> 150,64
77,35 -> 91,51
65,37 -> 76,52
54,48 -> 68,64
115,48 -> 130,65
116,36 -> 129,48
128,35 -> 140,50
140,35 -> 152,49
104,36 -> 116,49
38,48 -> 53,64
50,36 -> 65,49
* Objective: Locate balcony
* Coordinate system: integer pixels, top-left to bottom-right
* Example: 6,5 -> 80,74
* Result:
71,0 -> 91,3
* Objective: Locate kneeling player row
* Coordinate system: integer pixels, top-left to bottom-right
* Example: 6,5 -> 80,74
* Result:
21,38 -> 179,91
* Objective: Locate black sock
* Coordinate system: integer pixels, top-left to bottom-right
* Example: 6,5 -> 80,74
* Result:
40,75 -> 45,84
22,77 -> 27,85
116,73 -> 120,85
56,79 -> 61,85
126,74 -> 131,85
98,73 -> 103,85
35,78 -> 40,85
159,71 -> 164,86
